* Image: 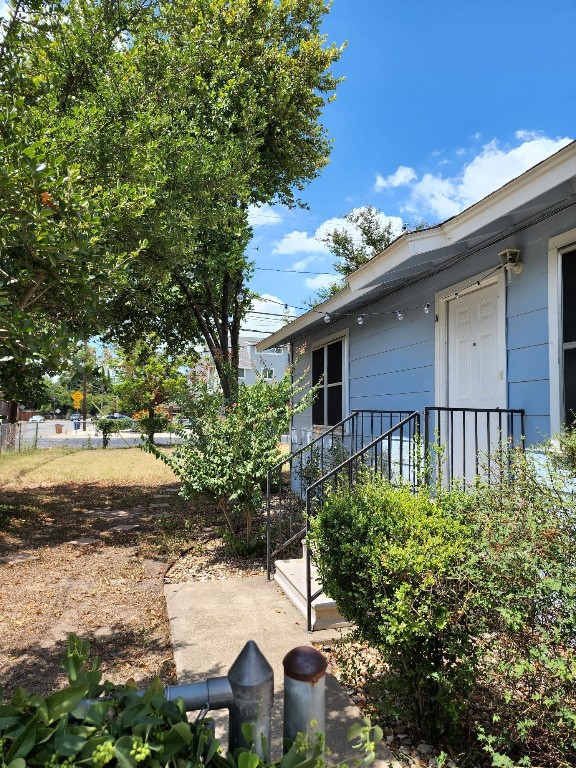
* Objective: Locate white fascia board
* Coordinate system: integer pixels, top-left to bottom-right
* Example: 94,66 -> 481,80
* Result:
347,228 -> 447,291
443,141 -> 576,244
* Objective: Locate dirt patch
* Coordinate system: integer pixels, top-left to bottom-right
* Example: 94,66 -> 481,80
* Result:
0,453 -> 263,697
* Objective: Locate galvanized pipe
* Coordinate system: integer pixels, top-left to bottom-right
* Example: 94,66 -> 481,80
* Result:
164,676 -> 233,711
228,640 -> 274,760
282,646 -> 327,751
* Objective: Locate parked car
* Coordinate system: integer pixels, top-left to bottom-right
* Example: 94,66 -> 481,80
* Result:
70,413 -> 81,421
29,415 -> 45,422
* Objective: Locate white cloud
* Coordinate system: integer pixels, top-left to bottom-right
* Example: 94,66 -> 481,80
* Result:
291,255 -> 325,271
248,203 -> 283,227
374,165 -> 417,191
403,134 -> 573,221
242,294 -> 294,334
273,208 -> 403,256
305,274 -> 338,291
272,229 -> 329,255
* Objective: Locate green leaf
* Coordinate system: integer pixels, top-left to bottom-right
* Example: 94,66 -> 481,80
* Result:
114,735 -> 138,768
238,751 -> 260,768
44,685 -> 88,723
5,715 -> 38,762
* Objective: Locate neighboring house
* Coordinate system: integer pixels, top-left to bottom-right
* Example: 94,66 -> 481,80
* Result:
258,140 -> 576,452
194,337 -> 290,390
237,336 -> 290,385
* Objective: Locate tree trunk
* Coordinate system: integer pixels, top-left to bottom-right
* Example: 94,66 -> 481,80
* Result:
147,405 -> 155,445
7,400 -> 18,423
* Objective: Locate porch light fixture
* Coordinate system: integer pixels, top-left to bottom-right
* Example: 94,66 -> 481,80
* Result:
396,310 -> 403,321
357,314 -> 364,325
237,292 -> 244,302
424,303 -> 430,314
323,313 -> 331,323
499,248 -> 523,282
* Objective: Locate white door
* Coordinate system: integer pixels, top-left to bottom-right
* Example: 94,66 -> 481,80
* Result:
445,281 -> 506,479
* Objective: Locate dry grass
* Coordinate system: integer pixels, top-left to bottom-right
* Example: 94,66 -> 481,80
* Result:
0,447 -> 177,487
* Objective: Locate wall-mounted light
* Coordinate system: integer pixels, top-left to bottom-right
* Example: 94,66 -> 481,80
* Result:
424,303 -> 430,314
499,248 -> 523,283
357,314 -> 364,325
237,292 -> 244,302
323,313 -> 331,324
396,310 -> 403,321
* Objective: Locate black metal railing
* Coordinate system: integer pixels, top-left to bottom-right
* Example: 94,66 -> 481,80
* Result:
303,411 -> 421,630
423,407 -> 526,485
265,410 -> 413,577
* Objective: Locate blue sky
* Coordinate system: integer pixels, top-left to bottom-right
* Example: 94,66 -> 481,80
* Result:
244,0 -> 576,335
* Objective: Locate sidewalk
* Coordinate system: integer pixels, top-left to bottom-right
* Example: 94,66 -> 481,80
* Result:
164,574 -> 400,767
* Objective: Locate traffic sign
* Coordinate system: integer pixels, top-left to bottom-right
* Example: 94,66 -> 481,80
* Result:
71,390 -> 83,406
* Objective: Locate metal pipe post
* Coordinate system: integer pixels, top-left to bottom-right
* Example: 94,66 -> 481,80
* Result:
282,646 -> 327,751
228,641 -> 274,760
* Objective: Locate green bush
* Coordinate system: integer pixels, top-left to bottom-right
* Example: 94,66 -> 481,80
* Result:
461,447 -> 576,767
310,448 -> 576,766
144,365 -> 316,549
95,417 -> 135,448
309,476 -> 476,739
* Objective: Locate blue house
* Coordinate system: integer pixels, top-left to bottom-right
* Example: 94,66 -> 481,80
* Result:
259,140 -> 576,451
257,140 -> 576,629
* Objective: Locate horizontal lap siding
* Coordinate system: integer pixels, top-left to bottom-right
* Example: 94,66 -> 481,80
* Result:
505,224 -> 551,441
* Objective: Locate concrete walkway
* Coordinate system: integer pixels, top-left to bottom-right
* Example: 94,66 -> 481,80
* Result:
165,574 -> 400,767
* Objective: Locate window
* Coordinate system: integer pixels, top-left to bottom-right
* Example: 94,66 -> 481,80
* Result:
262,367 -> 274,380
312,338 -> 344,426
238,368 -> 246,380
265,346 -> 284,354
562,250 -> 576,426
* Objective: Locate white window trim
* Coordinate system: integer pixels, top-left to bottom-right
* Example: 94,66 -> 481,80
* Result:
548,228 -> 576,434
311,328 -> 349,426
261,367 -> 274,379
434,269 -> 507,409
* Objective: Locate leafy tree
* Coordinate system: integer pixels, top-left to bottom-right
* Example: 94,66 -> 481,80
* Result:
97,0 -> 344,401
0,0 -> 152,418
307,206 -> 400,306
113,336 -> 193,443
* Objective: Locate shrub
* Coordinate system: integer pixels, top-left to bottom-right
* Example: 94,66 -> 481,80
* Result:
309,476 -> 476,740
95,417 -> 135,448
461,447 -> 576,767
144,365 -> 316,549
310,448 -> 576,766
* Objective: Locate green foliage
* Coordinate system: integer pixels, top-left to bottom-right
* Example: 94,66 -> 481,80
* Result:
551,424 -> 576,474
144,365 -> 316,547
306,206 -> 398,306
309,476 -> 475,739
294,438 -> 349,489
95,417 -> 134,448
0,636 -> 381,768
460,447 -> 576,767
310,448 -> 576,766
0,634 -> 217,768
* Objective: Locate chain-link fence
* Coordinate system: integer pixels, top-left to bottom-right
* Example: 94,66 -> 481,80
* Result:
0,419 -> 181,453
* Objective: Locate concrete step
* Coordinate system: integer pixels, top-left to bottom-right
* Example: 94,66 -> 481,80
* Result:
274,557 -> 349,631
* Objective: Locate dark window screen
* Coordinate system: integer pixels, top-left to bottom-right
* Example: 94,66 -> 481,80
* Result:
312,388 -> 324,426
327,340 -> 343,384
312,347 -> 324,386
562,251 -> 576,343
327,385 -> 343,425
